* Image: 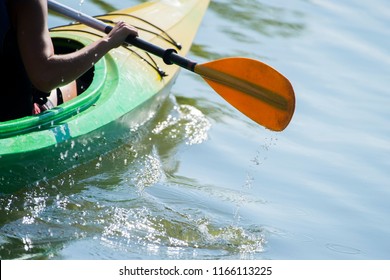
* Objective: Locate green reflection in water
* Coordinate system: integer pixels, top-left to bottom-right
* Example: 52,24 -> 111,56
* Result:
210,0 -> 305,38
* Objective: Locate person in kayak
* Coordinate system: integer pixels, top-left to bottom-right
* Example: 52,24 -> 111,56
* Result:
0,0 -> 138,122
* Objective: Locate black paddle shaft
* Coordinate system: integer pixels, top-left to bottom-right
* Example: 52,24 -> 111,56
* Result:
104,25 -> 197,72
48,0 -> 197,71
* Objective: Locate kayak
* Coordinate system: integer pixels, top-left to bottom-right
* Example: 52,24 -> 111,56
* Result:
0,0 -> 210,193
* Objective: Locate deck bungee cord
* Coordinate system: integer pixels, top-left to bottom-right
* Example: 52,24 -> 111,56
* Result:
50,12 -> 184,78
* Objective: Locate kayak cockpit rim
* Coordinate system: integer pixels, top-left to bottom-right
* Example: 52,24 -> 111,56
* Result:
0,37 -> 105,138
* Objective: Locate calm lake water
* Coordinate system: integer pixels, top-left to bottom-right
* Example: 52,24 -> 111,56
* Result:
0,0 -> 389,260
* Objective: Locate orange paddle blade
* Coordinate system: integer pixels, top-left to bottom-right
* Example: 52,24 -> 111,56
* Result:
194,58 -> 295,131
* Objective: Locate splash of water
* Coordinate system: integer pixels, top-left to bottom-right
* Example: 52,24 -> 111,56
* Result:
101,206 -> 265,259
152,104 -> 211,146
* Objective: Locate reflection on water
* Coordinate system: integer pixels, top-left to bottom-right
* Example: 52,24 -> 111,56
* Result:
210,0 -> 305,38
191,0 -> 306,60
0,93 -> 264,260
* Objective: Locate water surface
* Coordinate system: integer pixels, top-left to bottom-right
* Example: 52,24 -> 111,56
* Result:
0,0 -> 389,260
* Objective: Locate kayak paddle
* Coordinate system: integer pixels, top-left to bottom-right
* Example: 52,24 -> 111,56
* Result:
48,0 -> 295,131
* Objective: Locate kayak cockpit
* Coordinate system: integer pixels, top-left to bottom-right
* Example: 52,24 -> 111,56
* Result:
0,37 -> 107,138
53,38 -> 94,96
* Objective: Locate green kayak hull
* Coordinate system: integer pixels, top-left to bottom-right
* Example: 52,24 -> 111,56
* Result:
0,0 -> 210,193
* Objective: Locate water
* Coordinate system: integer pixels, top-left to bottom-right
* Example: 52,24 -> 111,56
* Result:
0,0 -> 389,260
